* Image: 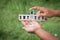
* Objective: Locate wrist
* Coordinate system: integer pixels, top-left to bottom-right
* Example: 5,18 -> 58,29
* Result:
48,10 -> 57,17
53,10 -> 60,17
34,28 -> 43,34
48,10 -> 60,17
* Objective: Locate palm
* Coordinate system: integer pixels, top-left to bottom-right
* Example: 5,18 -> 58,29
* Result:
21,20 -> 41,32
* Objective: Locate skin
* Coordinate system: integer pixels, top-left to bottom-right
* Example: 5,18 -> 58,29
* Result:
29,6 -> 60,18
21,6 -> 60,40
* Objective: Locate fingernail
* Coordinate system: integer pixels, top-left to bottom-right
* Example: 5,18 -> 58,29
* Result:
22,27 -> 25,29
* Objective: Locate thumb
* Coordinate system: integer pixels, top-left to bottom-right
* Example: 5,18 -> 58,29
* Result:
22,27 -> 25,29
36,11 -> 40,17
22,27 -> 29,32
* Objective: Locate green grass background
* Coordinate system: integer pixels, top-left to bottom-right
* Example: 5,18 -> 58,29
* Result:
0,0 -> 60,40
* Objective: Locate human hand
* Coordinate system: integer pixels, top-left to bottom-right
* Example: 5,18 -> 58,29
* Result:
21,20 -> 42,33
29,6 -> 55,19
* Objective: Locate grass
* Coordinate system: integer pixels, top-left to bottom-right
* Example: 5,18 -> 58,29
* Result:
0,0 -> 60,40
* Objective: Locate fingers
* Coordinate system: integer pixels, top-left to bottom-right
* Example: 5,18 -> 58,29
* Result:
29,6 -> 40,11
21,21 -> 26,26
36,11 -> 46,17
22,27 -> 28,31
36,11 -> 40,17
21,20 -> 32,26
21,20 -> 39,27
22,27 -> 31,32
29,6 -> 47,11
32,21 -> 38,25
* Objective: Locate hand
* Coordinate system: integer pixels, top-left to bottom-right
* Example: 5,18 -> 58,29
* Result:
29,6 -> 55,19
21,20 -> 42,33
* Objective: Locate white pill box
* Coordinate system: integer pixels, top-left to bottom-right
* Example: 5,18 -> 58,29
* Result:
18,10 -> 45,21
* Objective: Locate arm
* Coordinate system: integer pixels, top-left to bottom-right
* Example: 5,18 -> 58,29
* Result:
21,20 -> 60,40
50,10 -> 60,17
29,6 -> 60,18
21,6 -> 60,40
35,28 -> 59,40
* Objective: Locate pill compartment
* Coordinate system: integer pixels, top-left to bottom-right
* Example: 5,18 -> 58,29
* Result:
27,16 -> 29,19
41,16 -> 45,21
23,16 -> 25,19
42,16 -> 45,19
34,16 -> 36,20
38,17 -> 40,20
20,16 -> 21,19
30,10 -> 34,14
